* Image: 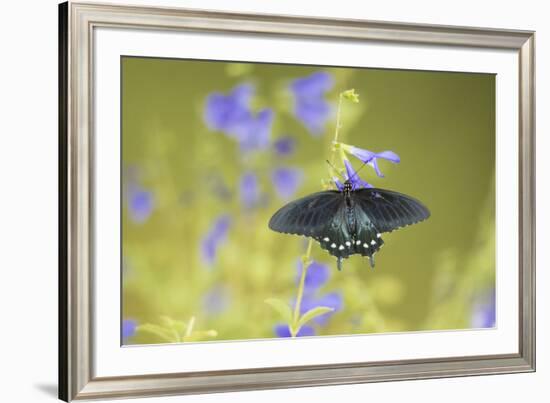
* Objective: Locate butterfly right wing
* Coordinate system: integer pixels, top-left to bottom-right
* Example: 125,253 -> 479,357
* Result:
268,190 -> 342,238
352,188 -> 430,233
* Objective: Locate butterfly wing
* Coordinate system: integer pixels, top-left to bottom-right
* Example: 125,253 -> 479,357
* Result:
269,191 -> 355,260
352,188 -> 430,233
268,190 -> 342,238
269,190 -> 380,268
316,203 -> 354,258
350,205 -> 384,262
269,187 -> 429,270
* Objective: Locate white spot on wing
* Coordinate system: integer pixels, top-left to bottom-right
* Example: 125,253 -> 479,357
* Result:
339,245 -> 345,250
377,233 -> 381,238
345,241 -> 351,247
363,243 -> 368,248
331,243 -> 336,248
324,237 -> 330,242
371,240 -> 376,245
356,240 -> 361,245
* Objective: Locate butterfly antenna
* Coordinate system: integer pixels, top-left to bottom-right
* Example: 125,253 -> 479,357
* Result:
325,159 -> 344,180
348,160 -> 369,182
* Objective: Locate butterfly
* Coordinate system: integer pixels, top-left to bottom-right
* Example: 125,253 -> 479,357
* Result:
268,180 -> 430,270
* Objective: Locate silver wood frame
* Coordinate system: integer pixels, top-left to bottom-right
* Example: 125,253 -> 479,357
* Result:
58,1 -> 536,401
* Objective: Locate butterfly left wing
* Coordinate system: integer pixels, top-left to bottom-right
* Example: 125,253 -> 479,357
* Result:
268,190 -> 342,238
269,191 -> 360,266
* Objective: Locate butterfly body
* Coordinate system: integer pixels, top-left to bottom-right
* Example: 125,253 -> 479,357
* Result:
268,181 -> 430,270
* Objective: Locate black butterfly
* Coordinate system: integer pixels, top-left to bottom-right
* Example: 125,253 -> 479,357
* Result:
268,180 -> 430,270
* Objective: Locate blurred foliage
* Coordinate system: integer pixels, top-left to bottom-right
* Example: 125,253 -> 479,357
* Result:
121,57 -> 496,345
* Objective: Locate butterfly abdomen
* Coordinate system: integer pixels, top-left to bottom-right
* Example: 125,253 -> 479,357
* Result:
345,202 -> 357,234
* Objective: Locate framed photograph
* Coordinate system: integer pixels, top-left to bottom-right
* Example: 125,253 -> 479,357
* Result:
59,1 -> 535,401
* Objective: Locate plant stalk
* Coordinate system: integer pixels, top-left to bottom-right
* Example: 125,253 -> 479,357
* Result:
290,91 -> 348,337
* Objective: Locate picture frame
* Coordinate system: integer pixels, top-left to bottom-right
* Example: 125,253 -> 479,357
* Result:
59,1 -> 535,401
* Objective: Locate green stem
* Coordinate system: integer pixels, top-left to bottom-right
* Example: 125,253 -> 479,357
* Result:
329,93 -> 348,176
290,91 -> 348,337
171,328 -> 181,343
184,316 -> 195,339
291,239 -> 313,336
334,93 -> 344,144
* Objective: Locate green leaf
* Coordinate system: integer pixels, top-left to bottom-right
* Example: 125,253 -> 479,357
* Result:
183,329 -> 218,342
159,315 -> 175,328
264,298 -> 293,324
296,306 -> 334,330
136,323 -> 176,342
342,89 -> 360,103
160,315 -> 186,334
158,316 -> 185,341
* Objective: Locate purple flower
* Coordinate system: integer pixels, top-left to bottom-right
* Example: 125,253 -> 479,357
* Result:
122,319 -> 137,341
334,159 -> 373,190
240,172 -> 260,209
127,187 -> 154,224
234,108 -> 274,153
273,261 -> 340,337
271,167 -> 303,200
299,292 -> 343,326
342,144 -> 400,177
204,84 -> 274,153
274,324 -> 315,338
273,136 -> 296,156
204,84 -> 253,134
202,285 -> 231,315
296,260 -> 330,292
290,71 -> 334,136
292,260 -> 343,327
471,290 -> 496,328
201,215 -> 232,267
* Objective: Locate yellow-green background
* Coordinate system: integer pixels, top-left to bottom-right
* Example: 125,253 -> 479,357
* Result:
122,56 -> 495,344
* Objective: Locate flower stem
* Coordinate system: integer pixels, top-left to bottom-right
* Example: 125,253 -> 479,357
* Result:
291,239 -> 313,336
330,93 -> 346,174
334,93 -> 344,144
185,316 -> 195,339
290,91 -> 349,337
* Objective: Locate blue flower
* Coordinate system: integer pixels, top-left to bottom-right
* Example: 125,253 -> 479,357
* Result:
273,136 -> 296,156
201,214 -> 232,267
122,319 -> 137,341
334,159 -> 373,190
234,108 -> 274,153
290,71 -> 334,136
240,172 -> 260,209
273,261 -> 341,337
274,324 -> 315,338
127,187 -> 154,224
204,83 -> 253,134
296,260 -> 330,292
294,260 -> 343,327
342,144 -> 400,177
299,291 -> 343,326
271,167 -> 303,200
204,84 -> 274,153
202,284 -> 231,315
471,290 -> 496,328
